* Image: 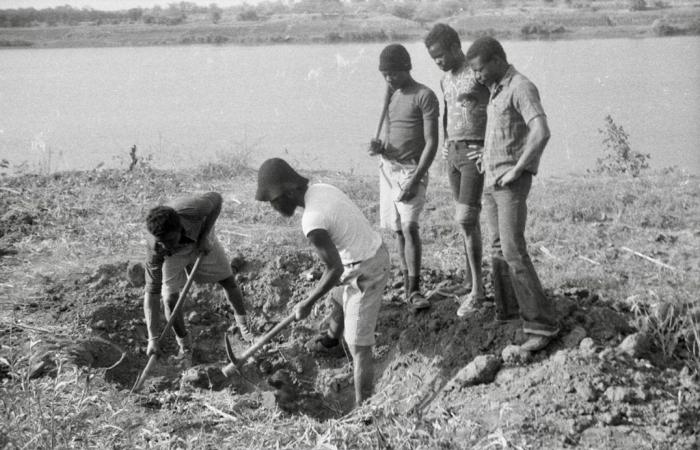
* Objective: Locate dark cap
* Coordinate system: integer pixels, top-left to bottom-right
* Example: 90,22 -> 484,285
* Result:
379,44 -> 412,72
255,158 -> 309,202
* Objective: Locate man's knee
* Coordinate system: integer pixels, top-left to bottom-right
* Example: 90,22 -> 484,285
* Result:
455,204 -> 481,230
400,221 -> 419,238
218,275 -> 237,289
164,292 -> 179,309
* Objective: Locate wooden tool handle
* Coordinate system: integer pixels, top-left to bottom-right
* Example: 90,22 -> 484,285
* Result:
131,253 -> 204,393
221,312 -> 297,377
374,85 -> 392,141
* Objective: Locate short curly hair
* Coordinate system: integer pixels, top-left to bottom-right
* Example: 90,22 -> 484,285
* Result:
424,23 -> 461,50
146,206 -> 180,238
465,36 -> 507,63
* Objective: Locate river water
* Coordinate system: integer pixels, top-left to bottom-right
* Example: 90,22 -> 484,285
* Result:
1,37 -> 698,175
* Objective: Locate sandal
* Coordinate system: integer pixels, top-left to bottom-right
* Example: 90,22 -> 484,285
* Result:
407,291 -> 430,311
434,281 -> 471,297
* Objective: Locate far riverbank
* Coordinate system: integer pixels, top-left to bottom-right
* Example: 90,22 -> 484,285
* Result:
1,6 -> 699,48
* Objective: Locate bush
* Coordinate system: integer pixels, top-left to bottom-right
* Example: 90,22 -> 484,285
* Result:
651,18 -> 679,36
629,0 -> 646,11
594,115 -> 650,177
388,1 -> 417,20
238,9 -> 260,21
521,21 -> 566,36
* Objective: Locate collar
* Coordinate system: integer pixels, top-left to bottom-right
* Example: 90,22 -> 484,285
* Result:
491,64 -> 516,98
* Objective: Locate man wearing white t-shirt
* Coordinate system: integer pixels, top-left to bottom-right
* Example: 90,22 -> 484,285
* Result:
255,158 -> 390,407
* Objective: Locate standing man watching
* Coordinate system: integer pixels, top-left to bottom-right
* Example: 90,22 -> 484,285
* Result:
465,37 -> 559,351
369,43 -> 439,312
425,24 -> 490,317
255,158 -> 390,407
144,192 -> 255,362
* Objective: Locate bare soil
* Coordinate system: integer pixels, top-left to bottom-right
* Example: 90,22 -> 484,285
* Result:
1,168 -> 698,448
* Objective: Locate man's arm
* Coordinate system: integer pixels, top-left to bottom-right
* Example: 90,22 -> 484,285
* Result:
143,247 -> 164,354
294,229 -> 344,320
440,99 -> 450,159
196,192 -> 222,251
398,115 -> 439,202
497,115 -> 550,186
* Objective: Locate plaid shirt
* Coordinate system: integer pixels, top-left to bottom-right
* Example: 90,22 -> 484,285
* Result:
483,65 -> 546,187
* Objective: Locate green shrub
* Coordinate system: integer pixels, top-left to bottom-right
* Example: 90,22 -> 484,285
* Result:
594,115 -> 650,177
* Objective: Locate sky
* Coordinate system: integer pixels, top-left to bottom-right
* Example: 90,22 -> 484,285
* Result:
0,0 -> 260,10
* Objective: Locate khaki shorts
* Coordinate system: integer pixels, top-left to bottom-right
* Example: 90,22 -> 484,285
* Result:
330,244 -> 390,347
379,158 -> 427,231
162,231 -> 233,297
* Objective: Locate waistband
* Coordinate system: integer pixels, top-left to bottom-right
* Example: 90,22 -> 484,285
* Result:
448,139 -> 484,149
343,243 -> 387,269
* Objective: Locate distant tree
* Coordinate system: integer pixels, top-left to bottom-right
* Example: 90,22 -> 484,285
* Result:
629,0 -> 646,10
292,0 -> 344,15
388,1 -> 417,20
258,0 -> 291,15
237,9 -> 260,21
126,8 -> 143,22
209,3 -> 222,23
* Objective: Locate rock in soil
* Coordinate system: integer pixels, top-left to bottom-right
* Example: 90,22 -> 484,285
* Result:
448,354 -> 501,387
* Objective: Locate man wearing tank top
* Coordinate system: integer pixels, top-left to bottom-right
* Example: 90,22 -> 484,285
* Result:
425,24 -> 491,318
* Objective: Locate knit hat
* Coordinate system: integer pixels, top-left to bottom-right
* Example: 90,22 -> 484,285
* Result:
379,44 -> 412,72
255,158 -> 309,202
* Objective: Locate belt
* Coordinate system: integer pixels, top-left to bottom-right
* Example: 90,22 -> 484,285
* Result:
449,140 -> 484,150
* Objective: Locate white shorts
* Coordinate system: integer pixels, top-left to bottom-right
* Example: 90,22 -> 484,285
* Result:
379,158 -> 427,232
330,244 -> 390,347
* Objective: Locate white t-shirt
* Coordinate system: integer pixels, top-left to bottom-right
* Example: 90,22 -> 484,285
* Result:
301,183 -> 382,265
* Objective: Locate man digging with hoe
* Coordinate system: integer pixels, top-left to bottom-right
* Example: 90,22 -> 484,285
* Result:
255,158 -> 390,407
143,192 -> 255,364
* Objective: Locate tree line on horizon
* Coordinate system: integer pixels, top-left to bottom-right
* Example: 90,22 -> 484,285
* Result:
0,0 -> 550,28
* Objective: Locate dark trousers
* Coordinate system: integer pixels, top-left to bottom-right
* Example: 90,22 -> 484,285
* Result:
483,172 -> 558,336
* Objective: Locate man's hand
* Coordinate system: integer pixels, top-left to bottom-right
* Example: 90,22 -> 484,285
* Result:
397,179 -> 419,202
441,143 -> 449,160
467,149 -> 484,174
497,167 -> 523,186
146,339 -> 161,357
294,300 -> 314,321
368,138 -> 384,156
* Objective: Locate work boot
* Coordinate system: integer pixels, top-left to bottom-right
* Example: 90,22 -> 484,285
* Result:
520,330 -> 559,353
234,314 -> 256,343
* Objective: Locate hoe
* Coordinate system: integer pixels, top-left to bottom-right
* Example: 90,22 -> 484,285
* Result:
131,254 -> 203,393
221,311 -> 297,377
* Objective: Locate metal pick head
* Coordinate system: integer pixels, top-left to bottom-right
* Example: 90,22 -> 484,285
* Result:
224,333 -> 237,366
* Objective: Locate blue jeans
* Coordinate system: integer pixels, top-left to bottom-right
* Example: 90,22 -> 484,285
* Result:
483,172 -> 558,336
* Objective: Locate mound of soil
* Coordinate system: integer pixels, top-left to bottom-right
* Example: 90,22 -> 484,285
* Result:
4,240 -> 699,446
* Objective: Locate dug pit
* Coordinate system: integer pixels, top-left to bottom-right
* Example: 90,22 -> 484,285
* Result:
16,249 -> 655,424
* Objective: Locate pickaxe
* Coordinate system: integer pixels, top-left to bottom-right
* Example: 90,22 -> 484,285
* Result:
131,253 -> 203,393
221,311 -> 297,377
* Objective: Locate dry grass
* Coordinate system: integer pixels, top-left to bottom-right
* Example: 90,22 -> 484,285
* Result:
1,151 -> 698,448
